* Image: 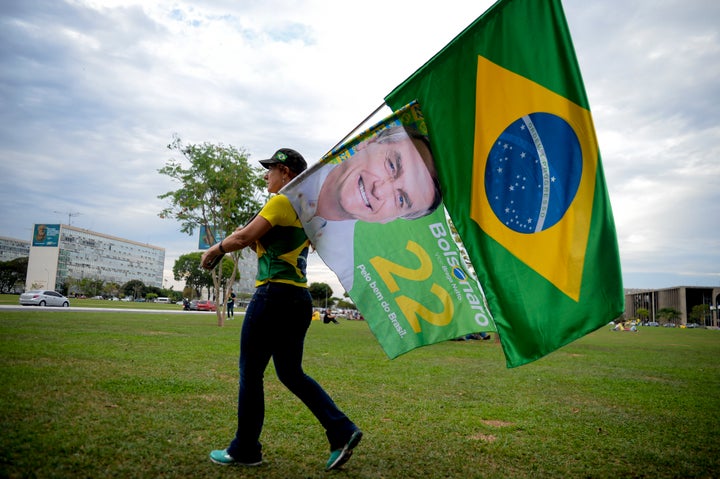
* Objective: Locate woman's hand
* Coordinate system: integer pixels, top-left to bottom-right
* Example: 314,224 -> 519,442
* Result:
201,244 -> 224,270
200,215 -> 273,270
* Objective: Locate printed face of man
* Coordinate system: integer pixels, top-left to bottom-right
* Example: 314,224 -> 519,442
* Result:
318,136 -> 436,223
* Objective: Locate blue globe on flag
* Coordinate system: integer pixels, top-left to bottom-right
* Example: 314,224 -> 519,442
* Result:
452,267 -> 467,281
484,112 -> 582,234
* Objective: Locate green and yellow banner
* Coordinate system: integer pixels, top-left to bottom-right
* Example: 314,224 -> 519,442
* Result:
284,103 -> 495,359
385,0 -> 624,366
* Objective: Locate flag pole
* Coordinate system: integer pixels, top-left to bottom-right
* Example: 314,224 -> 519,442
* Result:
324,102 -> 387,157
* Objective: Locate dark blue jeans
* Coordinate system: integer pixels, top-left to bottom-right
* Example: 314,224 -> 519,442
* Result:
227,282 -> 357,461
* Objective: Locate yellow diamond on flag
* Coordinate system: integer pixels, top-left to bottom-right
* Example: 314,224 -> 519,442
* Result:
470,56 -> 599,302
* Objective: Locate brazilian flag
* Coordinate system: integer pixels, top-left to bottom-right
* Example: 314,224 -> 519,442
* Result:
385,0 -> 623,367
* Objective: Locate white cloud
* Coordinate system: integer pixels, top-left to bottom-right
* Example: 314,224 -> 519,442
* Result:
1,0 -> 719,295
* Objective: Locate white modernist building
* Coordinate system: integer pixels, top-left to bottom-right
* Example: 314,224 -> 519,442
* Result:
25,224 -> 165,291
0,236 -> 30,262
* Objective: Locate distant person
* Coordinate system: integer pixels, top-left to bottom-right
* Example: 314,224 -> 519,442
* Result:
201,148 -> 362,471
226,290 -> 236,319
323,309 -> 339,325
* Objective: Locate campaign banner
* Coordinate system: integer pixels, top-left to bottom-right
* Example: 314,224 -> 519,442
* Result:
284,102 -> 495,358
32,224 -> 60,247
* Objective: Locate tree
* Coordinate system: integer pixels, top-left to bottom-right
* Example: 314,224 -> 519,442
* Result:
146,285 -> 162,298
79,278 -> 104,297
61,276 -> 77,296
173,251 -> 235,299
173,252 -> 211,297
335,298 -> 356,310
689,304 -> 710,326
657,307 -> 681,325
158,136 -> 265,326
308,282 -> 333,308
636,308 -> 650,323
122,280 -> 147,300
103,282 -> 121,299
0,257 -> 28,293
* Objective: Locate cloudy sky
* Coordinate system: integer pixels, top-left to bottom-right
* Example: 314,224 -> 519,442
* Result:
1,0 -> 718,297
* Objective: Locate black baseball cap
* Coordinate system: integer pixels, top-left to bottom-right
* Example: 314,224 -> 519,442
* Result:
259,148 -> 307,174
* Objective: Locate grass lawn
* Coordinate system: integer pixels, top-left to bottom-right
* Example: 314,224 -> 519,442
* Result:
1,307 -> 718,478
0,293 -> 185,310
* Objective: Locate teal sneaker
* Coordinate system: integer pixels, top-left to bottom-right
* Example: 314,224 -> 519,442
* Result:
325,430 -> 363,471
209,449 -> 261,466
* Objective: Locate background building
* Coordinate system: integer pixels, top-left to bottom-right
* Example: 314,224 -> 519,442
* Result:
0,236 -> 30,262
625,286 -> 720,327
26,224 -> 164,291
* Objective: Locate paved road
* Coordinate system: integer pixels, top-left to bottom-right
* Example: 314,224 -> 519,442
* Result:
0,305 -> 244,316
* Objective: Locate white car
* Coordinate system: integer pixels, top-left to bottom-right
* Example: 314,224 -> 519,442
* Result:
19,290 -> 70,307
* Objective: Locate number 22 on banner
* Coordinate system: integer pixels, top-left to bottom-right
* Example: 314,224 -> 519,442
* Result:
369,241 -> 454,333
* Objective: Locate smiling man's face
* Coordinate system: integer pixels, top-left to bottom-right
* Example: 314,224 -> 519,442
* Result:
317,136 -> 436,223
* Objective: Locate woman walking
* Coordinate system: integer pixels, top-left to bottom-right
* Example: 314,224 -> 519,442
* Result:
201,148 -> 362,471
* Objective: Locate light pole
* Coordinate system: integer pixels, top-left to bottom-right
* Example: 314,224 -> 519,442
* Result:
54,211 -> 81,226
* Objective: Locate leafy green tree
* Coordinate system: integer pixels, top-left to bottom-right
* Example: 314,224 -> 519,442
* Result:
689,304 -> 710,326
79,278 -> 104,297
103,282 -> 121,299
158,137 -> 265,325
636,308 -> 650,323
335,298 -> 356,310
61,276 -> 78,296
157,287 -> 181,302
0,257 -> 28,293
172,251 -> 234,299
182,285 -> 194,299
122,279 -> 146,300
308,282 -> 333,308
657,307 -> 681,325
173,252 -> 210,297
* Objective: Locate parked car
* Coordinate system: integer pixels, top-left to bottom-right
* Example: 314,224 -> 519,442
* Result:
19,290 -> 70,307
190,300 -> 217,311
686,323 -> 700,328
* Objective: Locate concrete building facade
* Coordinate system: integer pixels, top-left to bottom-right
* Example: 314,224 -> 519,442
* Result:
26,224 -> 164,291
625,286 -> 720,327
0,236 -> 30,263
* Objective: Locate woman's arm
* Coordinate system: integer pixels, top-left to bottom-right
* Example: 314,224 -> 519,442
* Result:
201,215 -> 272,269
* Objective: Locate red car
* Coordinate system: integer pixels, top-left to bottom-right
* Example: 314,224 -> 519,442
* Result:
189,300 -> 217,311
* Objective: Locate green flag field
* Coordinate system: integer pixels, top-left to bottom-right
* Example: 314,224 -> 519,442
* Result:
1,298 -> 718,478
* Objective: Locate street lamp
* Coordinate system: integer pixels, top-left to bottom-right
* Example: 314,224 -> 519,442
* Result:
54,211 -> 81,226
